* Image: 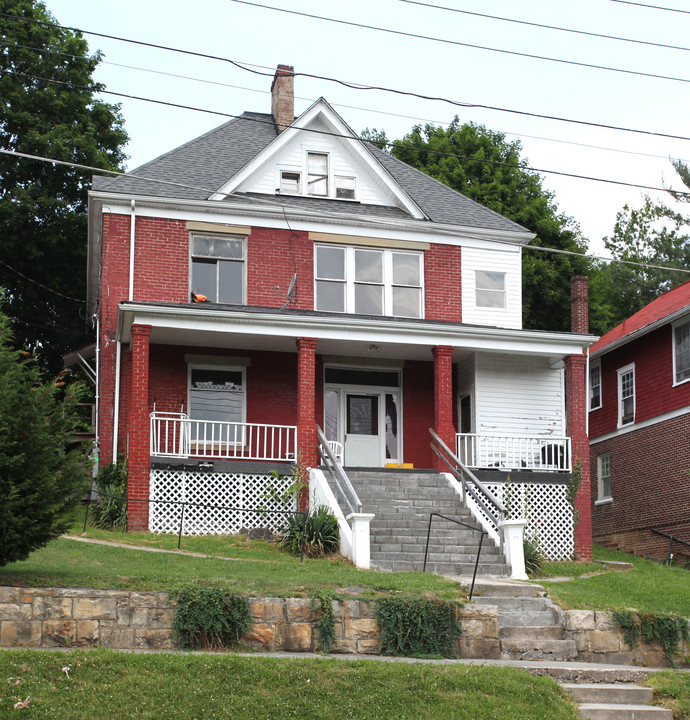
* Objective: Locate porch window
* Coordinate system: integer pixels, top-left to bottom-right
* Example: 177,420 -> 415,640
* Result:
315,245 -> 423,318
617,364 -> 635,427
589,362 -> 601,411
475,270 -> 506,308
673,319 -> 690,384
189,367 -> 245,424
596,452 -> 612,502
191,235 -> 244,304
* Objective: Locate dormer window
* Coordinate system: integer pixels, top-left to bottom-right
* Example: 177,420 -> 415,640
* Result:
280,171 -> 301,195
335,176 -> 355,199
307,152 -> 328,196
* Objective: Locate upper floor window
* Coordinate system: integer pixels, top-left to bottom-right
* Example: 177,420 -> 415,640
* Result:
280,171 -> 301,195
191,235 -> 245,304
590,362 -> 602,411
476,270 -> 506,309
335,175 -> 356,199
315,245 -> 423,318
673,319 -> 690,384
596,452 -> 612,502
307,152 -> 328,196
617,363 -> 635,427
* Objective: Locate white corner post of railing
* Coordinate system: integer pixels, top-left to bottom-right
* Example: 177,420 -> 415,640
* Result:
498,518 -> 528,581
346,512 -> 375,570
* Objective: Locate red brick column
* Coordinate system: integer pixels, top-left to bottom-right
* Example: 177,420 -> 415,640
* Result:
432,345 -> 457,470
128,324 -> 152,531
296,337 -> 318,509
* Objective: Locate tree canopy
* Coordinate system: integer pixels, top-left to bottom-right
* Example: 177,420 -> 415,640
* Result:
0,0 -> 128,372
0,311 -> 90,567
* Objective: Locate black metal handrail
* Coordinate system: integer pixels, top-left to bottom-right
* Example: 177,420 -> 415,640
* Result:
652,528 -> 690,566
82,490 -> 307,561
316,426 -> 362,514
423,512 -> 486,601
429,428 -> 506,529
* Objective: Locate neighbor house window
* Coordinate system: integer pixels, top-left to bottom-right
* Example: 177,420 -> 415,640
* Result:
315,245 -> 423,318
280,171 -> 301,195
617,364 -> 635,427
307,152 -> 328,196
191,235 -> 244,304
597,452 -> 612,502
673,319 -> 690,384
590,362 -> 602,411
335,175 -> 356,199
475,270 -> 506,308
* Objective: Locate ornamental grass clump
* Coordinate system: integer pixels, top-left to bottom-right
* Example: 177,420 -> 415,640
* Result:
280,506 -> 340,558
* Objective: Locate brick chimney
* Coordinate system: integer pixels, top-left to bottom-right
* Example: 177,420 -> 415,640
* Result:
271,64 -> 294,132
571,275 -> 589,334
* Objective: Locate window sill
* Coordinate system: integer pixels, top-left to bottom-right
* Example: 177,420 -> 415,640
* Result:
595,497 -> 613,506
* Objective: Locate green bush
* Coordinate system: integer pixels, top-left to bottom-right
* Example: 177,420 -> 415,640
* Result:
613,610 -> 690,667
90,461 -> 128,530
376,596 -> 462,658
174,584 -> 252,650
523,536 -> 545,577
280,506 -> 339,558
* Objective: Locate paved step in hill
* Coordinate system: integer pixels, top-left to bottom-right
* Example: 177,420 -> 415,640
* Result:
561,683 -> 672,719
472,580 -> 577,661
343,469 -> 510,577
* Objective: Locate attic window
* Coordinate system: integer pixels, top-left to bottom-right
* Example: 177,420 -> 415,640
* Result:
307,153 -> 328,196
280,171 -> 301,195
335,176 -> 355,199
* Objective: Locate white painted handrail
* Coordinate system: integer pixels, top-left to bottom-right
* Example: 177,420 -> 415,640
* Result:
456,433 -> 572,472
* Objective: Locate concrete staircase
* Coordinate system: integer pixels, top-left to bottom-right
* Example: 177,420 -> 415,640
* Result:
562,683 -> 672,719
345,469 -> 510,577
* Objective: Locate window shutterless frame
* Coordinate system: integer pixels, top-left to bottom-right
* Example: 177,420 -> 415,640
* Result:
596,452 -> 612,503
589,361 -> 602,411
190,234 -> 246,304
672,317 -> 690,385
475,270 -> 506,309
616,363 -> 635,428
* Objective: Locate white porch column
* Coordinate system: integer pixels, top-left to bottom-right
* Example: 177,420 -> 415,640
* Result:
498,518 -> 528,580
346,512 -> 375,569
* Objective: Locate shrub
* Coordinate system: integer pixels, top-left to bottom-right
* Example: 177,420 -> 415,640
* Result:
280,506 -> 339,558
613,610 -> 690,667
89,461 -> 128,530
174,584 -> 252,650
523,536 -> 545,577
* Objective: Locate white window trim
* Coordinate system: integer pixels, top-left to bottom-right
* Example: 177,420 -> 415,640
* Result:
616,363 -> 635,428
277,170 -> 301,195
672,317 -> 690,387
306,150 -> 330,197
314,244 -> 425,318
475,270 -> 507,310
189,233 -> 247,304
596,452 -> 612,503
187,363 -> 247,425
589,360 -> 602,411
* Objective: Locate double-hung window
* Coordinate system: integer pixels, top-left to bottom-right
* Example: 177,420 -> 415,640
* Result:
475,270 -> 506,308
590,362 -> 602,411
597,452 -> 612,503
617,364 -> 635,427
315,245 -> 423,318
191,235 -> 245,304
189,366 -> 246,446
307,152 -> 328,196
673,319 -> 690,384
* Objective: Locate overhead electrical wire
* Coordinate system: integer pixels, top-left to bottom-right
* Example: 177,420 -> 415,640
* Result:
0,258 -> 85,302
225,0 -> 690,86
610,0 -> 690,14
1,11 -> 688,142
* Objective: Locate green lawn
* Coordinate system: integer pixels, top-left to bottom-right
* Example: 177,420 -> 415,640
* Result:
646,670 -> 690,719
0,648 -> 580,720
535,545 -> 690,617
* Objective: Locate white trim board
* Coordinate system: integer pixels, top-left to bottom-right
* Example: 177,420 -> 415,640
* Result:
590,404 -> 690,445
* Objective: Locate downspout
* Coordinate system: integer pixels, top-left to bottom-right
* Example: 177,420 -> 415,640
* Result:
128,199 -> 136,301
94,315 -> 100,448
585,347 -> 590,437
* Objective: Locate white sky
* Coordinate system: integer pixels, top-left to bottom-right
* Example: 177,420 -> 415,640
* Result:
44,0 -> 690,256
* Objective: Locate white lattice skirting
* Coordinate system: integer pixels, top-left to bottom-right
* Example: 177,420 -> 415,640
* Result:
148,469 -> 296,535
468,481 -> 574,561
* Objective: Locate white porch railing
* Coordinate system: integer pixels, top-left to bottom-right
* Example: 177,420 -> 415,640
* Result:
150,412 -> 297,462
457,433 -> 572,472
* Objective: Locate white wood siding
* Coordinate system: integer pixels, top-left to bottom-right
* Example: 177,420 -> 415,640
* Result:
474,353 -> 565,436
461,246 -> 522,329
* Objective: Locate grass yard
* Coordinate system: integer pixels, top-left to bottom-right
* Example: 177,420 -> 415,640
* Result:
0,648 -> 580,720
534,545 -> 690,617
646,670 -> 690,719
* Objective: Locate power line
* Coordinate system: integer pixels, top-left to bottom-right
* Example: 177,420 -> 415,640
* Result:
226,0 -> 690,86
2,11 -> 689,143
399,0 -> 690,53
610,0 -> 690,14
0,258 -> 85,302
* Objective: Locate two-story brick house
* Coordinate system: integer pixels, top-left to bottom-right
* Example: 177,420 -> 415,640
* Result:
87,65 -> 596,563
589,280 -> 690,559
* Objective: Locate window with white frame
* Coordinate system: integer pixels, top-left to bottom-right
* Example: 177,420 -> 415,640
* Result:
307,152 -> 329,196
475,270 -> 506,308
597,452 -> 612,502
315,245 -> 423,318
191,235 -> 244,303
590,362 -> 602,411
673,318 -> 690,384
189,366 -> 245,424
335,175 -> 356,199
617,364 -> 635,427
280,171 -> 301,195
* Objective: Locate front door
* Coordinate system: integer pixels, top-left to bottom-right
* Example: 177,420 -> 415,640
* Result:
344,394 -> 380,466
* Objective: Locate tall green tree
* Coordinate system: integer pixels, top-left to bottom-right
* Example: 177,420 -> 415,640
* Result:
368,118 -> 594,332
0,311 -> 90,567
0,1 -> 128,372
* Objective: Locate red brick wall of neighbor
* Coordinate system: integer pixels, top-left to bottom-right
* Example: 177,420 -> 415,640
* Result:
589,324 -> 690,438
591,412 -> 690,558
425,244 -> 462,322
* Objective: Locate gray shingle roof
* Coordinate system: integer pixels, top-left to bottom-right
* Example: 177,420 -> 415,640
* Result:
93,110 -> 528,235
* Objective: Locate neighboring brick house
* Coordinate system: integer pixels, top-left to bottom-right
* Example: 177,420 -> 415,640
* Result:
87,65 -> 596,560
589,281 -> 690,559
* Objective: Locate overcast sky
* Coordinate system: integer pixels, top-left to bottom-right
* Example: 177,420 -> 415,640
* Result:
44,0 -> 690,255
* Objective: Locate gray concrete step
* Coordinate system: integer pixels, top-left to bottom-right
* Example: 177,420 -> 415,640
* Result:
501,637 -> 577,662
576,703 -> 671,719
563,684 -> 653,705
373,559 -> 510,576
496,610 -> 560,627
500,625 -> 564,640
474,596 -> 551,612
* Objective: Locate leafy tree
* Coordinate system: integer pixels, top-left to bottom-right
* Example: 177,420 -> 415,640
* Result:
0,1 -> 128,372
0,311 -> 90,567
368,118 -> 594,332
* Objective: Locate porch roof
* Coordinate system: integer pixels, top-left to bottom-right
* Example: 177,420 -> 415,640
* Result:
117,301 -> 596,363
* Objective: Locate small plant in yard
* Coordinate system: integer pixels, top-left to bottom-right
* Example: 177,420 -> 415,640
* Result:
280,505 -> 339,558
89,460 -> 128,530
174,583 -> 252,650
613,610 -> 690,667
523,535 -> 545,577
312,589 -> 337,653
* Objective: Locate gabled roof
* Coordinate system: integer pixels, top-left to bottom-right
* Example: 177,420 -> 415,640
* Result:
591,280 -> 690,357
92,107 -> 530,236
